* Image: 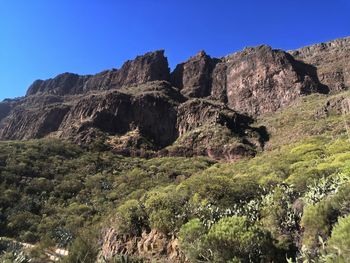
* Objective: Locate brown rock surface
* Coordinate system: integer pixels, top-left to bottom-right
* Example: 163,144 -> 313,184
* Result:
222,45 -> 327,115
290,36 -> 350,92
0,103 -> 70,140
100,228 -> 187,263
170,51 -> 219,98
170,46 -> 327,116
0,99 -> 20,122
59,81 -> 180,148
166,99 -> 268,161
2,39 -> 348,159
315,95 -> 350,118
26,50 -> 170,96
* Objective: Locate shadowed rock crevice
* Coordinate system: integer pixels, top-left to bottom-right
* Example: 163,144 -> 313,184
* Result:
164,99 -> 267,160
290,36 -> 350,92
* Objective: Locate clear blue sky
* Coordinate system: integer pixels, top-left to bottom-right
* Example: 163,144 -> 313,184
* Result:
1,0 -> 350,101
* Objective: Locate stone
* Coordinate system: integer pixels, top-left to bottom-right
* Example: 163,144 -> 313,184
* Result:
290,36 -> 350,92
222,45 -> 327,115
170,51 -> 219,98
2,38 -> 347,159
26,50 -> 170,96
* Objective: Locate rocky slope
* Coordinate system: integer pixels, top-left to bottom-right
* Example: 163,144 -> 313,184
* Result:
100,228 -> 187,262
1,36 -> 350,159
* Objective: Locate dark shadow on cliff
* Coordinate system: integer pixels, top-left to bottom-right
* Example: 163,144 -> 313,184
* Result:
287,54 -> 330,94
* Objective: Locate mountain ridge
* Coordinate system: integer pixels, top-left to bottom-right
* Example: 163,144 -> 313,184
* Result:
1,36 -> 350,160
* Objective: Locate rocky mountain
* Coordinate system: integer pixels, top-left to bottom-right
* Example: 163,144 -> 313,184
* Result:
290,36 -> 350,92
2,36 -> 350,263
26,50 -> 170,96
1,37 -> 350,160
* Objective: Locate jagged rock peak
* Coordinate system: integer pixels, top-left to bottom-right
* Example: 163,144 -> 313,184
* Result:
26,50 -> 170,96
170,50 -> 219,98
195,50 -> 208,57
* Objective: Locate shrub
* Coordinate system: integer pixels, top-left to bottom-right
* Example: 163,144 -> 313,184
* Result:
178,219 -> 209,262
326,215 -> 350,261
179,174 -> 260,208
300,200 -> 334,255
115,199 -> 148,236
205,216 -> 274,263
143,186 -> 187,233
260,184 -> 300,254
180,216 -> 274,263
61,229 -> 99,263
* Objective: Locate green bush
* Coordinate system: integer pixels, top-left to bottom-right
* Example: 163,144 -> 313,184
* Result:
326,215 -> 350,262
61,229 -> 99,263
178,219 -> 209,261
115,199 -> 148,236
179,174 -> 260,208
300,200 -> 334,255
143,186 -> 188,233
260,184 -> 300,253
179,216 -> 275,263
205,216 -> 274,263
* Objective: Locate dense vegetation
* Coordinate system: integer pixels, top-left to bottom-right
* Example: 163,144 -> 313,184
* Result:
0,139 -> 213,262
1,92 -> 350,262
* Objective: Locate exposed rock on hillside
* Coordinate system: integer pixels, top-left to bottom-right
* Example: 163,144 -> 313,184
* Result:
0,99 -> 19,122
176,99 -> 247,137
315,95 -> 350,118
100,228 -> 187,262
170,46 -> 327,115
166,99 -> 267,161
290,37 -> 350,92
60,81 -> 180,148
26,50 -> 170,96
26,73 -> 90,96
170,51 -> 219,98
0,95 -> 68,139
0,104 -> 70,140
2,38 -> 349,159
221,45 -> 328,115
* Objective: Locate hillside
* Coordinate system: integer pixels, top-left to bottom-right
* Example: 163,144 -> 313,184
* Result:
1,37 -> 350,262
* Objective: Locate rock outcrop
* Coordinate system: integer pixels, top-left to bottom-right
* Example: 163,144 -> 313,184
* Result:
100,228 -> 187,263
170,51 -> 219,98
0,99 -> 20,122
0,104 -> 70,140
170,45 -> 327,116
3,38 -> 349,159
315,95 -> 350,118
221,45 -> 328,115
26,50 -> 170,96
290,36 -> 350,92
166,99 -> 267,160
60,81 -> 181,148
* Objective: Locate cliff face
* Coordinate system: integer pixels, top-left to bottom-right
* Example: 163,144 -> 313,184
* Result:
26,50 -> 170,96
2,37 -> 350,159
59,81 -> 180,148
170,51 -> 219,98
290,36 -> 350,92
222,45 -> 327,115
170,45 -> 327,115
